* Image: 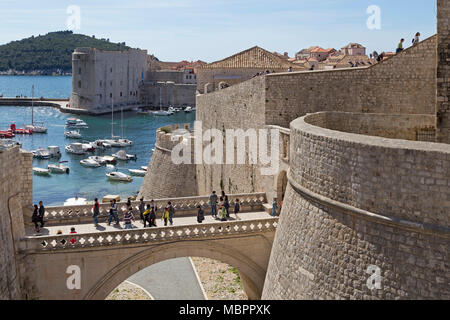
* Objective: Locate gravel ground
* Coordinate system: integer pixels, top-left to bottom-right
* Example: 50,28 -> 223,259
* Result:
106,281 -> 152,300
191,257 -> 248,300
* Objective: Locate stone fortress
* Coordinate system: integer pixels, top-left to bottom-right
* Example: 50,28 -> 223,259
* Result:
0,0 -> 448,300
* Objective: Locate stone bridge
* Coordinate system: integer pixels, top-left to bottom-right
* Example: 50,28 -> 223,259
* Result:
19,193 -> 278,300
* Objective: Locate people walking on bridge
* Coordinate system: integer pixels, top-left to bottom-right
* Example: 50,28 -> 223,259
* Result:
168,201 -> 175,226
234,199 -> 241,220
150,199 -> 157,214
93,198 -> 100,227
38,201 -> 45,228
107,199 -> 120,226
272,198 -> 278,217
219,205 -> 228,221
69,227 -> 77,244
162,206 -> 170,226
209,191 -> 218,218
123,207 -> 135,229
138,198 -> 146,221
149,206 -> 157,227
143,204 -> 151,227
32,204 -> 42,232
197,205 -> 205,223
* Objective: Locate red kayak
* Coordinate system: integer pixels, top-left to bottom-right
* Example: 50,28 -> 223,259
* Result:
10,124 -> 32,134
0,130 -> 15,138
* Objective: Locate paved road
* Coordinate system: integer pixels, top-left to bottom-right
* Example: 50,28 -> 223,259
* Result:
127,257 -> 206,300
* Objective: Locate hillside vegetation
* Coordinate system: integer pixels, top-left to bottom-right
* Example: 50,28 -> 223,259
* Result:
0,31 -> 133,74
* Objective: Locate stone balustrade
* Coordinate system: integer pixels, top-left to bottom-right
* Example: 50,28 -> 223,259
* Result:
41,193 -> 267,226
20,217 -> 278,252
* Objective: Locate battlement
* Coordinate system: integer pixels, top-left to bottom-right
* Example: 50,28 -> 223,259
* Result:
155,123 -> 194,151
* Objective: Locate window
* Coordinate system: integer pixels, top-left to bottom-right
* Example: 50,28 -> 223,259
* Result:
99,94 -> 102,99
110,68 -> 113,73
110,93 -> 112,98
78,67 -> 81,75
110,81 -> 113,87
120,92 -> 123,97
78,81 -> 81,88
100,81 -> 102,87
120,80 -> 123,86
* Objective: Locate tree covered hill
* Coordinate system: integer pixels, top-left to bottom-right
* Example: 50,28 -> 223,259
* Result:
0,31 -> 134,74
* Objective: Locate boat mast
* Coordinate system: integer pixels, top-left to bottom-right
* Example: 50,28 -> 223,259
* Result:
121,107 -> 123,139
159,86 -> 162,111
111,97 -> 114,138
31,85 -> 34,125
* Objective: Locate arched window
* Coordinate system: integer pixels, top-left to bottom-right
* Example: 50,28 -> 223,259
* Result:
78,81 -> 81,88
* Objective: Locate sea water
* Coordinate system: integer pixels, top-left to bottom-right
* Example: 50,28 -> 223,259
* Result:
0,76 -> 195,206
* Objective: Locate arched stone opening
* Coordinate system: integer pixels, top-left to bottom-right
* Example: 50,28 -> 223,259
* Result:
85,241 -> 266,300
276,171 -> 288,214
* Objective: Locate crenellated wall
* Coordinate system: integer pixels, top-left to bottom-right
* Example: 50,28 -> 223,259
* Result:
262,112 -> 450,300
138,124 -> 198,199
0,146 -> 33,299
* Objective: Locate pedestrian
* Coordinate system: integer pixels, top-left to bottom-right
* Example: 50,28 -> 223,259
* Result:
93,198 -> 100,227
162,207 -> 170,226
209,191 -> 218,218
288,67 -> 292,72
138,198 -> 145,221
38,201 -> 45,228
272,198 -> 278,217
56,230 -> 62,235
107,199 -> 120,226
150,199 -> 157,214
123,207 -> 135,229
149,206 -> 157,227
234,199 -> 241,219
412,32 -> 420,45
32,204 -> 41,232
396,38 -> 405,53
219,205 -> 227,221
143,204 -> 151,227
69,227 -> 77,244
197,205 -> 205,223
224,195 -> 230,218
168,201 -> 175,226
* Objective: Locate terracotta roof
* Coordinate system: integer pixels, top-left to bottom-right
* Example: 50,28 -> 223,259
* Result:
200,46 -> 301,69
342,43 -> 365,49
311,47 -> 329,53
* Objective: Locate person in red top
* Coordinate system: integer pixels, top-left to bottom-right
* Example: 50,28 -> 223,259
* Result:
69,227 -> 77,244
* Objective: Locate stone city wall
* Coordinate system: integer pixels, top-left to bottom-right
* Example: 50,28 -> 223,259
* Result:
0,146 -> 32,299
139,82 -> 196,108
263,112 -> 450,299
196,76 -> 267,196
436,0 -> 450,143
138,124 -> 198,199
306,112 -> 436,141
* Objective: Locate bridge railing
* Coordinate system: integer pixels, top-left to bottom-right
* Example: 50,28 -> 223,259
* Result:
20,217 -> 278,252
41,193 -> 267,226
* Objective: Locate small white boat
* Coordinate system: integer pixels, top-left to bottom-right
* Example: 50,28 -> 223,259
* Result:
64,197 -> 87,206
48,146 -> 62,158
48,162 -> 70,174
66,118 -> 88,128
104,139 -> 133,148
141,166 -> 148,171
80,158 -> 101,167
106,171 -> 133,182
33,167 -> 51,176
65,130 -> 81,139
152,110 -> 172,116
65,143 -> 86,155
92,140 -> 110,149
25,123 -> 48,133
88,156 -> 107,165
106,164 -> 115,169
112,150 -> 137,161
128,169 -> 147,176
184,106 -> 192,113
102,156 -> 118,164
81,143 -> 95,153
33,148 -> 51,159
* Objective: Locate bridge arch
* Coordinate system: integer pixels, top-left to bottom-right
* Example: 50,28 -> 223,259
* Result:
84,239 -> 268,300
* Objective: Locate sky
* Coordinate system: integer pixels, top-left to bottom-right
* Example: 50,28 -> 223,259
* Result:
0,0 -> 438,62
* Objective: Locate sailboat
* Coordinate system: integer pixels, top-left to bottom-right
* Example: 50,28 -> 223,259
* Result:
152,87 -> 172,116
25,85 -> 47,133
102,99 -> 133,147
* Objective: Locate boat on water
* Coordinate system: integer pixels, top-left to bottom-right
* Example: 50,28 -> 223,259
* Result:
168,107 -> 181,113
92,140 -> 111,149
48,162 -> 70,174
65,130 -> 82,139
141,166 -> 148,171
33,167 -> 51,176
65,143 -> 86,155
80,158 -> 101,167
81,143 -> 95,153
88,156 -> 107,165
64,197 -> 87,206
128,169 -> 147,176
0,130 -> 15,139
152,88 -> 172,116
103,138 -> 133,148
10,124 -> 32,135
102,156 -> 118,164
25,85 -> 48,134
106,171 -> 133,182
112,150 -> 137,161
184,106 -> 193,113
0,139 -> 21,148
32,148 -> 51,159
48,146 -> 62,158
66,118 -> 88,128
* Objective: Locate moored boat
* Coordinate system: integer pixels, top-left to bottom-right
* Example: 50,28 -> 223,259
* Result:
48,146 -> 62,158
106,171 -> 133,182
33,148 -> 51,159
48,162 -> 70,174
65,143 -> 86,155
128,169 -> 147,176
64,130 -> 82,139
80,158 -> 101,167
112,150 -> 137,161
33,167 -> 51,176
